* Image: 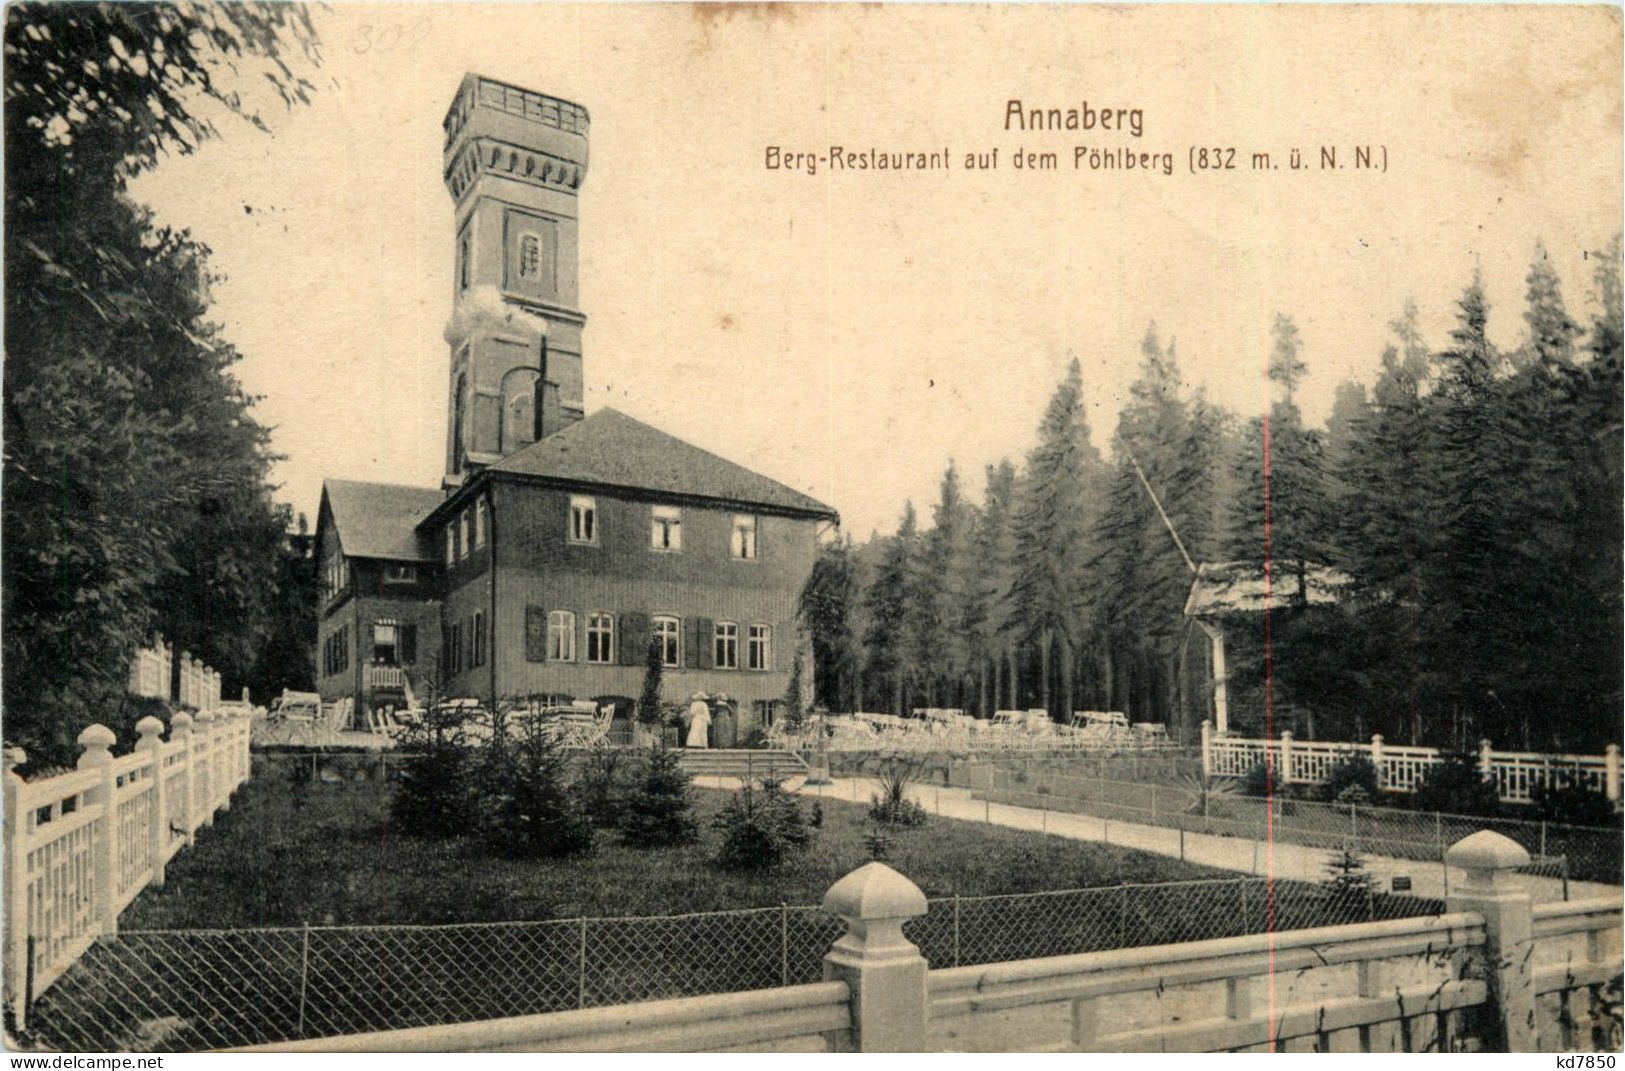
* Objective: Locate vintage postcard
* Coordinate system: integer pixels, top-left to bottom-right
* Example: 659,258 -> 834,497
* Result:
3,0 -> 1621,1057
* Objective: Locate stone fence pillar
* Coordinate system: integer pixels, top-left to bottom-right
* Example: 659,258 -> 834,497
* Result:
1279,731 -> 1294,785
1605,744 -> 1620,804
1446,830 -> 1535,1052
822,861 -> 929,1052
76,724 -> 119,935
1200,720 -> 1212,778
135,716 -> 168,887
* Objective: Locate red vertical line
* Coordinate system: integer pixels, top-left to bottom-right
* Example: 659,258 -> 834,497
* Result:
1262,404 -> 1277,1052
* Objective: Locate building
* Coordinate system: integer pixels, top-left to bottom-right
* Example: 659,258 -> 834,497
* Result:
313,74 -> 838,733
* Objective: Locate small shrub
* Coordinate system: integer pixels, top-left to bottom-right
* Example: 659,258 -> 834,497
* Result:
1238,759 -> 1274,799
869,757 -> 928,827
619,745 -> 698,848
1414,748 -> 1500,818
738,728 -> 770,750
1528,779 -> 1617,827
391,704 -> 476,837
578,747 -> 631,827
638,638 -> 664,725
1320,756 -> 1379,803
1321,846 -> 1375,920
713,779 -> 812,871
810,800 -> 824,828
863,826 -> 893,862
473,720 -> 594,859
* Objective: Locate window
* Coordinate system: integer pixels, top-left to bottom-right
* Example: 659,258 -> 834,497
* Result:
446,621 -> 463,675
460,510 -> 473,558
748,624 -> 772,671
471,612 -> 487,667
570,495 -> 597,544
373,619 -> 399,666
518,233 -> 542,279
459,233 -> 470,291
650,505 -> 682,551
445,525 -> 458,565
323,627 -> 350,676
325,555 -> 349,598
732,515 -> 758,560
548,610 -> 576,661
652,615 -> 681,668
384,564 -> 417,584
473,499 -> 488,549
714,622 -> 738,670
586,613 -> 614,664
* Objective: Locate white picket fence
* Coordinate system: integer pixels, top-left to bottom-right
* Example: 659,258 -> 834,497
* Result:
2,709 -> 253,1027
126,641 -> 223,711
1201,720 -> 1623,805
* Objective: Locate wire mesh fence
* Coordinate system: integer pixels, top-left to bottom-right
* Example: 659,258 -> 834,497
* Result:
24,874 -> 1440,1052
959,763 -> 1623,886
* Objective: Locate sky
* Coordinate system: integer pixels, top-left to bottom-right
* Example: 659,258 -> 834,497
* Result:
129,3 -> 1623,540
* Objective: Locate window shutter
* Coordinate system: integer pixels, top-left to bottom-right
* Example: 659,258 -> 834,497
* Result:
525,605 -> 547,662
695,617 -> 715,670
683,618 -> 700,669
620,612 -> 650,666
400,624 -> 417,665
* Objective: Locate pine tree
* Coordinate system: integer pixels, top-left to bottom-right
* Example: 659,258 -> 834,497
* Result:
969,459 -> 1018,713
619,745 -> 698,848
800,536 -> 863,712
1007,357 -> 1102,719
638,636 -> 664,724
863,502 -> 919,714
924,460 -> 975,708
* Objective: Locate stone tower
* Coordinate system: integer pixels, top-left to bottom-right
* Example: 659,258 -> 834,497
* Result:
441,73 -> 589,488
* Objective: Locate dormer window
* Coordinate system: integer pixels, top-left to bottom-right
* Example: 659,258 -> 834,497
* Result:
384,564 -> 417,585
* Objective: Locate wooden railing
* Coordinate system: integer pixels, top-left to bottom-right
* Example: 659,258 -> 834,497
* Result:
3,709 -> 253,1028
1202,721 -> 1622,804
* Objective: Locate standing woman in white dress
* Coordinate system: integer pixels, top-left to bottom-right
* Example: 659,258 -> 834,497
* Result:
686,694 -> 712,748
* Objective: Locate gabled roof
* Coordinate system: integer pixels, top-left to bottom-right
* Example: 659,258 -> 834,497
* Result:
478,407 -> 838,519
1183,560 -> 1350,617
321,478 -> 446,562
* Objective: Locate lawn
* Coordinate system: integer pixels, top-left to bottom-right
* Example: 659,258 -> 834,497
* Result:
122,777 -> 1229,930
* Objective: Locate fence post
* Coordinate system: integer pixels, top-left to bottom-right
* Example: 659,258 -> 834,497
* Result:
1445,830 -> 1536,1052
1370,734 -> 1385,790
170,712 -> 194,843
1606,745 -> 1620,804
1200,719 -> 1212,778
135,716 -> 167,888
196,711 -> 219,820
1118,884 -> 1128,946
296,922 -> 311,1038
578,917 -> 589,1009
780,902 -> 789,985
821,861 -> 929,1052
1478,739 -> 1494,783
4,748 -> 28,1031
1279,731 -> 1295,785
77,724 -> 120,935
952,894 -> 961,967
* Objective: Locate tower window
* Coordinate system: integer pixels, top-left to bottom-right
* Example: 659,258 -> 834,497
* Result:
650,505 -> 682,551
458,234 -> 471,291
518,233 -> 542,279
